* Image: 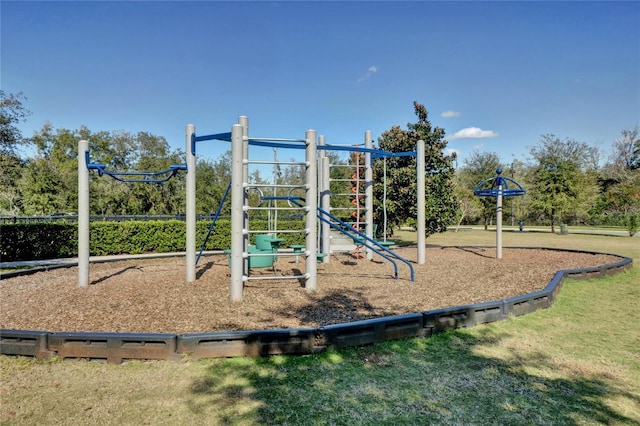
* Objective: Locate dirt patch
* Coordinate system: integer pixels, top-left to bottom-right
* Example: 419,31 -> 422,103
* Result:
0,247 -> 620,334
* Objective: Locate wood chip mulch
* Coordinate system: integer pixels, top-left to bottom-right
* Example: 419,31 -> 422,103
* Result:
0,247 -> 620,334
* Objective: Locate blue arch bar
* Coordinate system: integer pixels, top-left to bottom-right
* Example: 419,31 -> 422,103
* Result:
474,169 -> 526,198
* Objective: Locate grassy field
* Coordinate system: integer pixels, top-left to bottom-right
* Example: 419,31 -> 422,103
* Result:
1,230 -> 638,425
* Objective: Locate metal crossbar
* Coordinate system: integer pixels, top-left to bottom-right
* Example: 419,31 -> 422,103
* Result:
86,154 -> 187,183
245,229 -> 305,234
244,274 -> 307,281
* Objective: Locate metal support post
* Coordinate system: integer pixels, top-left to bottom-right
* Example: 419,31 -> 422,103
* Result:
319,135 -> 331,263
78,140 -> 90,287
231,124 -> 245,300
496,184 -> 503,259
365,130 -> 374,260
305,129 -> 318,291
417,140 -> 426,264
185,124 -> 196,282
238,116 -> 250,278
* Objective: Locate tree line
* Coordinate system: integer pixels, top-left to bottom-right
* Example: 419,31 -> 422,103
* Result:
1,90 -> 639,236
455,129 -> 640,234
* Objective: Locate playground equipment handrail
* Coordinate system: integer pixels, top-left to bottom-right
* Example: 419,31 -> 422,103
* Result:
280,196 -> 414,281
317,205 -> 415,282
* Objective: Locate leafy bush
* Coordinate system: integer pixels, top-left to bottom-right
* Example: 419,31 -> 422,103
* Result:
1,218 -> 307,261
0,223 -> 77,261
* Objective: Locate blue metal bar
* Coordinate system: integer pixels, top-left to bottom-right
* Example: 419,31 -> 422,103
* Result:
100,164 -> 186,177
321,144 -> 413,158
247,137 -> 306,143
247,140 -> 306,150
193,132 -> 232,142
191,132 -> 232,155
189,135 -> 417,167
85,149 -> 187,183
285,197 -> 414,281
98,169 -> 182,183
196,181 -> 232,265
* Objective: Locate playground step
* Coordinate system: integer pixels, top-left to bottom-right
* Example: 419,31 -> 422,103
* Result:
329,230 -> 357,252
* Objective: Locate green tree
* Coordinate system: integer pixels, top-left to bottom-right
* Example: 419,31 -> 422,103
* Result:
20,125 -> 188,216
451,182 -> 481,231
0,91 -> 31,214
20,124 -> 79,214
612,126 -> 640,171
374,101 -> 457,237
528,134 -> 598,232
86,130 -> 136,215
596,127 -> 640,230
0,152 -> 24,214
195,153 -> 232,215
125,132 -> 184,215
457,151 -> 502,229
0,90 -> 31,155
19,157 -> 65,214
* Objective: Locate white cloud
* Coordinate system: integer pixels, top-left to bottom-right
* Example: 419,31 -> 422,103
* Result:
441,110 -> 461,118
357,65 -> 378,83
444,147 -> 459,157
449,127 -> 499,140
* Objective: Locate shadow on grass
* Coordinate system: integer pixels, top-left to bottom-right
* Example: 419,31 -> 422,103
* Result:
186,327 -> 640,425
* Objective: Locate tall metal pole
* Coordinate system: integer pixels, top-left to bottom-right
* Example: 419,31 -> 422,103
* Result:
272,147 -> 278,235
383,158 -> 387,240
496,182 -> 503,259
185,124 -> 196,282
416,140 -> 426,264
305,129 -> 318,291
78,140 -> 90,287
230,124 -> 245,301
510,162 -> 515,227
319,135 -> 331,263
364,130 -> 374,260
238,116 -> 250,279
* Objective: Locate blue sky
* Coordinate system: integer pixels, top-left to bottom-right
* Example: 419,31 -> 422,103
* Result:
2,1 -> 639,170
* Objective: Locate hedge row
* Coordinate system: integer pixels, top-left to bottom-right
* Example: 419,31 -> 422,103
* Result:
0,219 -> 307,262
0,223 -> 78,262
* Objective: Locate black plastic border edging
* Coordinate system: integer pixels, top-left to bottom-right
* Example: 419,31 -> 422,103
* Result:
0,252 -> 195,280
0,247 -> 633,363
0,263 -> 76,280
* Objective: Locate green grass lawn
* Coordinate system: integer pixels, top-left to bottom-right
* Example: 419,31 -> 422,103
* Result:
1,230 -> 638,425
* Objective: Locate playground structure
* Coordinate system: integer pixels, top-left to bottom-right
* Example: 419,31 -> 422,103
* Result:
77,141 -> 187,287
474,168 -> 526,258
78,116 -> 428,300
